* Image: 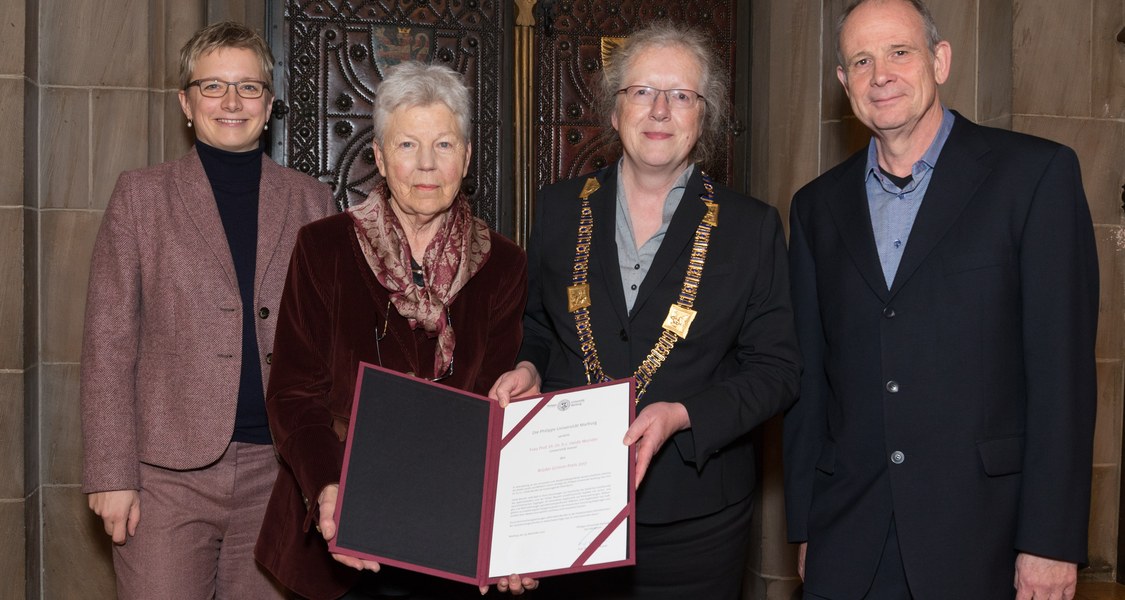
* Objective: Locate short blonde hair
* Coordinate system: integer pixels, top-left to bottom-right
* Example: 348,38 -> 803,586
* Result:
178,21 -> 275,91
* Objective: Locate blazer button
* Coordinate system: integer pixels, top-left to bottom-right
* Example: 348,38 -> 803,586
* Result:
259,307 -> 270,319
883,306 -> 896,318
619,329 -> 628,341
885,380 -> 900,393
890,450 -> 905,464
265,352 -> 273,364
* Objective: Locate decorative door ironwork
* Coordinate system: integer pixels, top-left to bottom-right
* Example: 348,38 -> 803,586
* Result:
276,0 -> 509,230
270,0 -> 744,241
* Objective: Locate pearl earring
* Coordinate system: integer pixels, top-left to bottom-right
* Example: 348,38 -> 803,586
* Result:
264,123 -> 269,131
187,120 -> 193,128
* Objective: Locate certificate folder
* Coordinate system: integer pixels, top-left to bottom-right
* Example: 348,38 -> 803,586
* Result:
329,363 -> 636,587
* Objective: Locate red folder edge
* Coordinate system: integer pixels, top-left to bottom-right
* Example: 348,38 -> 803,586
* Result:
482,378 -> 637,583
328,364 -> 637,586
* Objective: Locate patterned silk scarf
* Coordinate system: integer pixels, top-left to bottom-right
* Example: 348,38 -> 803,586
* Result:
349,180 -> 492,376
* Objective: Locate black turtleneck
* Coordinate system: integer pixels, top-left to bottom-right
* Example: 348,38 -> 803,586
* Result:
196,141 -> 270,445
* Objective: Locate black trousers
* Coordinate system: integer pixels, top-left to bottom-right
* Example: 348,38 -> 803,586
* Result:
803,516 -> 912,600
539,494 -> 755,600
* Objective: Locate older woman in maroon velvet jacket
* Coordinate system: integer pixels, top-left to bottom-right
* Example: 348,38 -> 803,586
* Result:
254,62 -> 527,600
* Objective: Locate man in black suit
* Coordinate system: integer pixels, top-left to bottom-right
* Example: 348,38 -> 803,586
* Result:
783,0 -> 1099,598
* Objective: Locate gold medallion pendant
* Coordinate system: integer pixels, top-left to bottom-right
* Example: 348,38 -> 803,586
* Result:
567,283 -> 591,312
662,304 -> 697,339
565,171 -> 719,402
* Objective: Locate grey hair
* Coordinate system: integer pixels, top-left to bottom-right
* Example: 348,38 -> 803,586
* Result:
836,0 -> 942,68
372,61 -> 473,143
598,22 -> 731,171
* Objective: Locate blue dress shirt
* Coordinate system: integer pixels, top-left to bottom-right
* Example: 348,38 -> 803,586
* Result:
865,107 -> 955,288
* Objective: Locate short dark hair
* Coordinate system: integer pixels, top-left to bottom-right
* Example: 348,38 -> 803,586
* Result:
836,0 -> 942,68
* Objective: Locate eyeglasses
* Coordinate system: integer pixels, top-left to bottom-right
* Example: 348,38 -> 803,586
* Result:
185,79 -> 270,99
616,86 -> 704,109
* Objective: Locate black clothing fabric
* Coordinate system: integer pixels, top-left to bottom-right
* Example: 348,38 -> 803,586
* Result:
197,141 -> 269,444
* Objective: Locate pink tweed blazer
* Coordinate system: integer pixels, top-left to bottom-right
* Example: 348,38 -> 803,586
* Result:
80,149 -> 335,493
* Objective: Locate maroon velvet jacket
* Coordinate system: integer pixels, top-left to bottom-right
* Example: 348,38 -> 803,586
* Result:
254,212 -> 527,600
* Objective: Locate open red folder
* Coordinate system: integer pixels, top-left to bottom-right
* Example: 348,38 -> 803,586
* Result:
328,363 -> 637,587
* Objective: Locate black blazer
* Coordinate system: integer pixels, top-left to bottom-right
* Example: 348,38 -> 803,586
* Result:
784,113 -> 1099,599
520,165 -> 801,524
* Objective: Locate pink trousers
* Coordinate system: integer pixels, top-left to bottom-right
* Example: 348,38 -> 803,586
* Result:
112,441 -> 285,599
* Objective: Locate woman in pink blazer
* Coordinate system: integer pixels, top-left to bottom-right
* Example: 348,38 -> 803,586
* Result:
79,21 -> 335,599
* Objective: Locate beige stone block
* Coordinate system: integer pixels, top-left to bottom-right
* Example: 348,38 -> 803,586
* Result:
0,208 -> 22,370
1085,465 -> 1118,577
41,87 -> 91,209
0,500 -> 26,598
821,0 -> 851,122
43,364 -> 81,485
978,115 -> 1013,131
749,0 -> 773,207
927,0 -> 976,119
1012,116 -> 1125,227
977,0 -> 1013,122
765,0 -> 823,216
1013,0 -> 1093,117
1093,361 -> 1123,465
43,486 -> 116,599
163,91 -> 194,163
1093,226 -> 1125,361
40,0 -> 150,87
743,573 -> 803,600
0,373 -> 23,500
92,90 -> 151,211
759,416 -> 798,577
41,210 -> 101,363
0,0 -> 25,76
820,117 -> 869,173
160,3 -> 206,89
0,79 -> 23,207
1092,0 -> 1125,119
766,578 -> 803,600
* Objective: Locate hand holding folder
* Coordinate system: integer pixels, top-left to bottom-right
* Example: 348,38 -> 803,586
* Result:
329,364 -> 637,588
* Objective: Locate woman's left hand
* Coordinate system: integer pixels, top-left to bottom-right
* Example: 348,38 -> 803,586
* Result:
317,484 -> 382,572
479,573 -> 540,596
623,402 -> 691,488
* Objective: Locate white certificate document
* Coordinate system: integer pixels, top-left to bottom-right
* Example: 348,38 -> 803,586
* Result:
487,379 -> 634,578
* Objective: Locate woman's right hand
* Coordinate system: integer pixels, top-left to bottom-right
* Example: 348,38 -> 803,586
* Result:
88,489 -> 141,545
488,361 -> 542,407
318,484 -> 382,572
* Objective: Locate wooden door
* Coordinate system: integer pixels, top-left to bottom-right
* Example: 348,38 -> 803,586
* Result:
532,0 -> 739,186
270,0 -> 745,240
272,0 -> 511,230
508,0 -> 742,242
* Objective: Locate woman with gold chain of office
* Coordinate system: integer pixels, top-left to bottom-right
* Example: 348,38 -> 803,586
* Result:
489,21 -> 801,600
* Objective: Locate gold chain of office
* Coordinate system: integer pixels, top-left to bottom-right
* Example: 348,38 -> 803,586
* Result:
566,172 -> 719,403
